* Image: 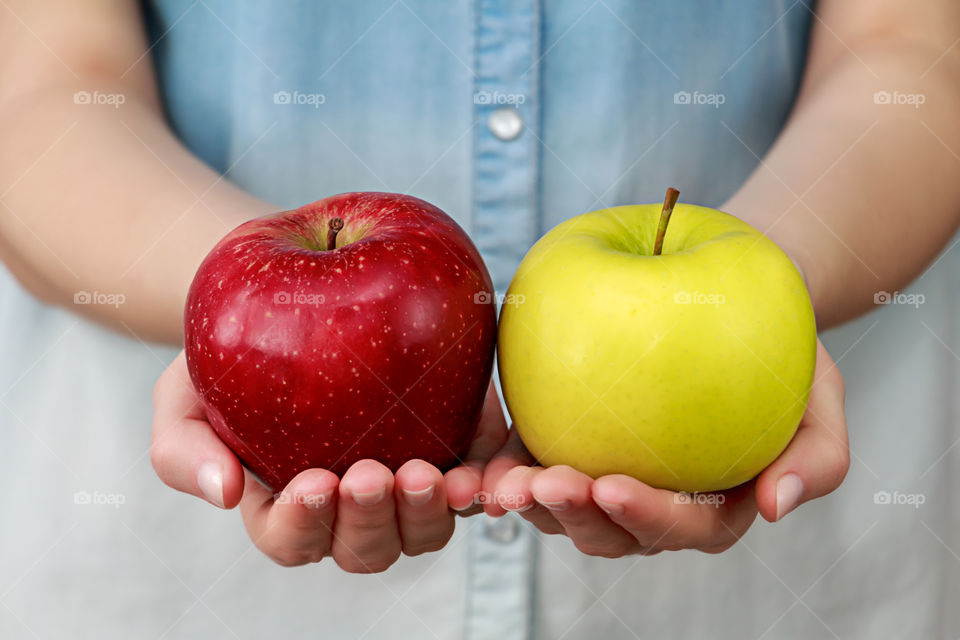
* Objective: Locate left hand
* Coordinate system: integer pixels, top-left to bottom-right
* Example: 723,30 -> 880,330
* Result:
151,351 -> 507,570
481,339 -> 849,556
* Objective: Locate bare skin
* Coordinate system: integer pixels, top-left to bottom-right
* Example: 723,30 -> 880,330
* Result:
151,354 -> 506,570
2,0 -> 959,568
483,0 -> 960,557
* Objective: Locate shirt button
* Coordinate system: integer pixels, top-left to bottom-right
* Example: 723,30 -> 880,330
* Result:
483,513 -> 520,543
487,107 -> 524,141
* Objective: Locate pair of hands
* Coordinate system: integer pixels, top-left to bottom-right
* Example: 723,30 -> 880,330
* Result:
151,340 -> 848,571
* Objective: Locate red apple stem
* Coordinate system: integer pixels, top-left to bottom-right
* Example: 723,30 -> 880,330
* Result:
326,217 -> 344,250
653,187 -> 680,256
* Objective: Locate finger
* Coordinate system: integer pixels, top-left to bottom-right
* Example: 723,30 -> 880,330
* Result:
756,340 -> 849,522
240,468 -> 339,567
592,476 -> 758,552
481,428 -> 537,517
446,384 -> 508,512
531,466 -> 639,557
150,351 -> 244,508
331,460 -> 401,573
395,460 -> 454,556
495,465 -> 564,535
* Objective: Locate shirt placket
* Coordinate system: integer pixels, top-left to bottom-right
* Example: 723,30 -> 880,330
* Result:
465,1 -> 540,639
471,0 -> 541,292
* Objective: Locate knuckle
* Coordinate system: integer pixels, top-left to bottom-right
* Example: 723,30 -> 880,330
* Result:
254,535 -> 325,567
334,553 -> 398,574
347,517 -> 394,535
700,540 -> 738,555
148,440 -> 171,484
530,519 -> 565,535
573,540 -> 629,558
834,369 -> 847,401
269,550 -> 311,568
151,374 -> 168,408
830,443 -> 851,488
403,539 -> 445,557
332,539 -> 402,573
402,522 -> 454,556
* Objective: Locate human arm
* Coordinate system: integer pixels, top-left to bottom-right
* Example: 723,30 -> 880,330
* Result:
482,0 -> 960,555
726,0 -> 960,329
0,0 -> 273,344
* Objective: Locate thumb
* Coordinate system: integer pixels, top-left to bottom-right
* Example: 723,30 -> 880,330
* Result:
150,351 -> 245,509
755,340 -> 850,522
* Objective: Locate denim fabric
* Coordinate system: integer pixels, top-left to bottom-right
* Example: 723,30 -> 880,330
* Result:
145,1 -> 813,637
144,0 -> 812,291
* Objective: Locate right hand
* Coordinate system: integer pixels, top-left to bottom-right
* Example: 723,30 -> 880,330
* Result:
151,351 -> 507,571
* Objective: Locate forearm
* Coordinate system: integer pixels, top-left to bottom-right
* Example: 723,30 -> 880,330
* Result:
0,85 -> 274,344
723,39 -> 960,329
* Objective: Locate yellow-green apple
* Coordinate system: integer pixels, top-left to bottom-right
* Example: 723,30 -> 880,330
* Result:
497,189 -> 816,492
185,192 -> 497,491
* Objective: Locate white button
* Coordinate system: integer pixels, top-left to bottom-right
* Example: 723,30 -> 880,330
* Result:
487,107 -> 523,141
483,513 -> 519,543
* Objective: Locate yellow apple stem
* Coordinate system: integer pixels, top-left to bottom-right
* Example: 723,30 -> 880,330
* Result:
653,188 -> 680,256
326,217 -> 344,250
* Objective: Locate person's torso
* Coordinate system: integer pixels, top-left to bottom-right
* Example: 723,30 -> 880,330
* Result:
5,3 -> 953,639
144,0 -> 812,289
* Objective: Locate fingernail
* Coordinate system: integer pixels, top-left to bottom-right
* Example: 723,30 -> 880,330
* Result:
536,498 -> 570,511
498,494 -> 534,512
776,473 -> 804,521
351,487 -> 386,506
197,461 -> 225,508
402,485 -> 435,507
595,499 -> 624,516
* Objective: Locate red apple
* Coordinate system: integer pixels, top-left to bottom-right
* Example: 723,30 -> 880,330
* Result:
184,192 -> 497,491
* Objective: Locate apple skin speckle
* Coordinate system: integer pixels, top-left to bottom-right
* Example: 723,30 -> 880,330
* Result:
184,192 -> 497,491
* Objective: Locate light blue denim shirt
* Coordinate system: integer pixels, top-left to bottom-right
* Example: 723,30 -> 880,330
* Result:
145,0 -> 811,292
141,1 -> 813,637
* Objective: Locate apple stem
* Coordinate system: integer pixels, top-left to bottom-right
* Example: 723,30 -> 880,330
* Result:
326,217 -> 344,250
653,188 -> 680,256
